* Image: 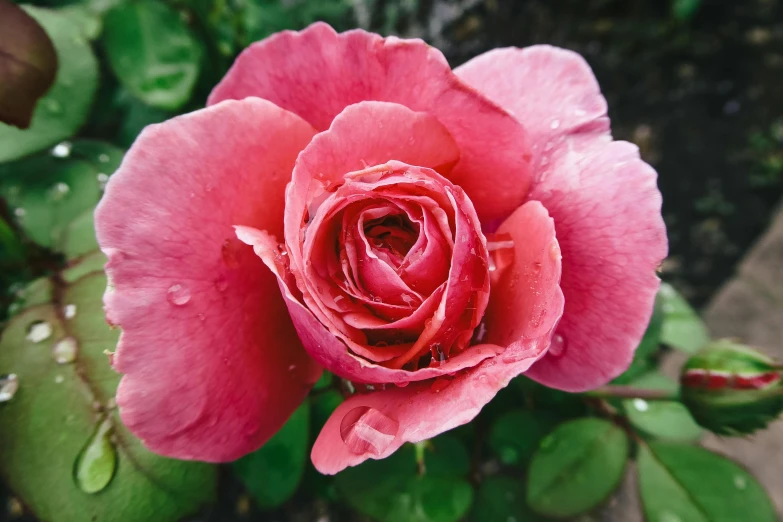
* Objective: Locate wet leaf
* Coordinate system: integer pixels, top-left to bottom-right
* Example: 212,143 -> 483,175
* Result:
638,442 -> 775,522
527,418 -> 629,518
234,401 -> 310,509
103,0 -> 202,110
0,0 -> 57,129
336,435 -> 473,522
488,410 -> 562,467
0,6 -> 98,162
0,140 -> 123,251
0,254 -> 216,522
659,282 -> 710,353
622,372 -> 703,442
470,476 -> 545,522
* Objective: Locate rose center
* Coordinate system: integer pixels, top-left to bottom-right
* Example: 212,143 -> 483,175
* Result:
363,213 -> 420,269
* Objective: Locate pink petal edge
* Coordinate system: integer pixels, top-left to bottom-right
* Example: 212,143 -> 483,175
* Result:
209,22 -> 533,222
95,98 -> 321,461
457,45 -> 667,390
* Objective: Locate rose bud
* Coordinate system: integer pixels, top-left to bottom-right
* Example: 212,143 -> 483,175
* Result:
680,340 -> 783,435
95,23 -> 667,473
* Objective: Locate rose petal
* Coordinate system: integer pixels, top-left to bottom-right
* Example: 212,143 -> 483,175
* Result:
484,201 -> 564,347
454,45 -> 610,150
311,201 -> 564,474
524,138 -> 667,390
210,23 -> 533,221
455,45 -> 667,391
95,98 -> 321,461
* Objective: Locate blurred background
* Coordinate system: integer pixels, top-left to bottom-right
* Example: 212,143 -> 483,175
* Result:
1,0 -> 782,521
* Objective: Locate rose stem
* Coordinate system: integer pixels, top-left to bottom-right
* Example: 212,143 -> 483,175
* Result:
582,385 -> 680,401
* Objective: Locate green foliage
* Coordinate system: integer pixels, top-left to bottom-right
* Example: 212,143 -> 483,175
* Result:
103,0 -> 203,110
0,257 -> 217,522
527,418 -> 629,518
470,476 -> 545,522
658,282 -> 710,353
622,372 -> 703,442
0,140 -> 123,249
488,410 -> 562,467
335,435 -> 473,522
0,5 -> 98,162
638,442 -> 776,522
234,401 -> 310,509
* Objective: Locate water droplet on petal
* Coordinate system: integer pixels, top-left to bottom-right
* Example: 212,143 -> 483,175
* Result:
340,406 -> 399,456
734,475 -> 747,490
485,232 -> 514,277
430,377 -> 452,393
548,333 -> 567,357
167,284 -> 191,306
0,374 -> 19,403
26,321 -> 52,343
64,304 -> 77,319
51,141 -> 71,158
53,337 -> 79,364
73,417 -> 117,494
221,238 -> 242,269
214,277 -> 228,292
575,109 -> 587,116
288,364 -> 297,372
633,398 -> 649,412
550,119 -> 561,129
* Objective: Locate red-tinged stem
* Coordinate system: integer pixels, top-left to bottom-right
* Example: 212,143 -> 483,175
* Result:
583,386 -> 679,401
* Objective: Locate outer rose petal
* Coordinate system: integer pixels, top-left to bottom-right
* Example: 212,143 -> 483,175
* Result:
455,45 -> 667,391
311,201 -> 564,474
525,139 -> 667,390
454,45 -> 610,147
209,22 -> 533,222
95,98 -> 321,461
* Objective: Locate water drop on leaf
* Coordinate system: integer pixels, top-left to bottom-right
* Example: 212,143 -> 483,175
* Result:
26,320 -> 52,343
51,141 -> 72,158
52,337 -> 78,364
0,374 -> 19,403
73,417 -> 117,494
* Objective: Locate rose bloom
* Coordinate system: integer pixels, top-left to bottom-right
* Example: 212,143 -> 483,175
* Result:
95,23 -> 666,473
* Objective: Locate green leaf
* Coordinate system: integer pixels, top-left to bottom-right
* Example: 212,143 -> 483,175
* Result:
103,0 -> 202,110
659,282 -> 710,354
0,5 -> 98,162
0,140 -> 123,251
623,373 -> 703,442
672,0 -> 702,22
526,418 -> 629,518
0,255 -> 217,522
638,442 -> 776,522
613,292 -> 665,384
470,476 -> 545,522
488,410 -> 562,467
336,435 -> 473,522
242,0 -> 353,44
234,401 -> 310,509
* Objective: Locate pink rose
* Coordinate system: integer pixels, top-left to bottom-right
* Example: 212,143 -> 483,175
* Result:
95,23 -> 667,473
